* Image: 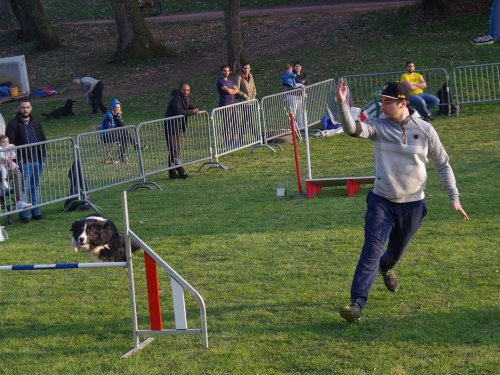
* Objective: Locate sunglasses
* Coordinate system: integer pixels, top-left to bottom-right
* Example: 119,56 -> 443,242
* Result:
381,99 -> 404,105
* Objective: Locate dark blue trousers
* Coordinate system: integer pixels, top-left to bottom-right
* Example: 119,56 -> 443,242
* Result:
351,192 -> 427,307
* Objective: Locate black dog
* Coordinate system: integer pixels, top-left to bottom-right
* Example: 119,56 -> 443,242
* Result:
42,99 -> 76,119
70,214 -> 141,262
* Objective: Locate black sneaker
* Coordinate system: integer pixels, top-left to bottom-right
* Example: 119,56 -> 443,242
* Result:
169,172 -> 178,179
379,268 -> 399,292
178,172 -> 189,179
339,303 -> 362,324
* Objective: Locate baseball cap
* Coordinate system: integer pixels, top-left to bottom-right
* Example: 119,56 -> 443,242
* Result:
372,81 -> 410,101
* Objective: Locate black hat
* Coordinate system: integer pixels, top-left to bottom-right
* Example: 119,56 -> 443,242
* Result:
372,81 -> 410,101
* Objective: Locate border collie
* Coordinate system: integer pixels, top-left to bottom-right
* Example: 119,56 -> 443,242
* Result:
70,214 -> 140,262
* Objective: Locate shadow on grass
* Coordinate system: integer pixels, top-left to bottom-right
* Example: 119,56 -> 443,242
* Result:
207,301 -> 497,346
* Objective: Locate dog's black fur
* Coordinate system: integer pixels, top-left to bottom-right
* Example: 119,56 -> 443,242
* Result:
70,214 -> 140,262
42,99 -> 76,119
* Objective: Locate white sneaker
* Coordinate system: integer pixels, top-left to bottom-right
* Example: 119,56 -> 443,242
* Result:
1,181 -> 9,190
16,201 -> 32,209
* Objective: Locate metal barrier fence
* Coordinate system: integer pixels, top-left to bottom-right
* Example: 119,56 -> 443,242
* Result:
76,125 -> 145,197
0,138 -> 78,219
453,62 -> 500,109
343,68 -> 450,108
138,111 -> 213,177
303,78 -> 338,126
260,88 -> 302,143
210,99 -> 262,158
260,79 -> 338,145
2,68 -> 497,224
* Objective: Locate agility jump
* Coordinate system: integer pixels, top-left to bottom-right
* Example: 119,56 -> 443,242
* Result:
299,80 -> 375,198
0,191 -> 208,358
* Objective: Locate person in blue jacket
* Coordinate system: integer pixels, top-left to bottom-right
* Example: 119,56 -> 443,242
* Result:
100,99 -> 144,163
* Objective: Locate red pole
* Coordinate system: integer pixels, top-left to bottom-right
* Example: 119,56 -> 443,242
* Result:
289,111 -> 303,194
144,252 -> 163,330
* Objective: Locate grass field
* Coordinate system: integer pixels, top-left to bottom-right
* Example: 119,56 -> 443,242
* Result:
0,2 -> 499,374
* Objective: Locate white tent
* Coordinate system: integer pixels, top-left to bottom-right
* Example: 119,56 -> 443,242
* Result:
0,55 -> 30,103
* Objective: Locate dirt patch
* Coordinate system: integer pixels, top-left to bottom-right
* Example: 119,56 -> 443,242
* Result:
0,1 -> 415,101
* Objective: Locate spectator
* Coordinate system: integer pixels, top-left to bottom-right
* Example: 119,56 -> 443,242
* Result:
0,135 -> 32,210
164,83 -> 200,179
235,63 -> 258,144
335,79 -> 468,324
73,76 -> 107,115
281,63 -> 305,90
236,62 -> 256,101
216,65 -> 239,107
216,65 -> 240,147
293,61 -> 309,86
400,61 -> 440,121
100,98 -> 141,163
281,63 -> 306,130
6,99 -> 47,223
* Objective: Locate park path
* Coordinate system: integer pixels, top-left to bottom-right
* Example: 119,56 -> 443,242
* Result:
62,0 -> 418,25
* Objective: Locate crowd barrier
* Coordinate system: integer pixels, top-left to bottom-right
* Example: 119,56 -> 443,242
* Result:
76,125 -> 145,200
260,89 -> 301,143
0,138 -> 78,220
0,192 -> 208,358
302,78 -> 338,126
1,65 -> 498,224
259,79 -> 338,146
138,111 -> 213,175
343,68 -> 450,109
452,62 -> 500,112
210,99 -> 262,160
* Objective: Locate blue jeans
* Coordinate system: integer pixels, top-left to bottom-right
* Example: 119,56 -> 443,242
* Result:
409,93 -> 440,117
350,192 -> 427,307
19,162 -> 44,219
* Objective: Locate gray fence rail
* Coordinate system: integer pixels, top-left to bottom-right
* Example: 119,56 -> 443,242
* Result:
138,111 -> 213,178
76,125 -> 144,196
210,99 -> 262,158
453,62 -> 500,110
343,68 -> 450,109
1,138 -> 77,219
2,66 -> 498,225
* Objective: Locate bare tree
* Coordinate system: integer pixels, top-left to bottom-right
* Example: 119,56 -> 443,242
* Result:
9,0 -> 62,50
224,0 -> 245,73
108,0 -> 167,65
0,0 -> 17,33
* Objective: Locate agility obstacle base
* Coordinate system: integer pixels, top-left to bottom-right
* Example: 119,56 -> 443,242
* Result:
298,82 -> 375,199
0,191 -> 208,358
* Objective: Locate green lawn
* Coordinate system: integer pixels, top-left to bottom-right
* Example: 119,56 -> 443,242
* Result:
0,3 -> 499,374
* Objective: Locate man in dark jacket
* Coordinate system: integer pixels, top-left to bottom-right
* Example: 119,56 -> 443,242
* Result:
164,83 -> 199,179
6,99 -> 47,223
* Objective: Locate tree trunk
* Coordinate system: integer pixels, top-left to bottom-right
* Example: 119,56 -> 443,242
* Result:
108,0 -> 167,65
10,0 -> 62,50
224,0 -> 245,73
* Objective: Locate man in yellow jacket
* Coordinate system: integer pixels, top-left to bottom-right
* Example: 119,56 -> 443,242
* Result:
400,61 -> 439,121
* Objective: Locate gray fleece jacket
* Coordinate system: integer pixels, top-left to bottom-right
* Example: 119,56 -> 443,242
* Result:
339,102 -> 459,204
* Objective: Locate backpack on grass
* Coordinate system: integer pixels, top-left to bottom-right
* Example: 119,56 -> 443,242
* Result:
436,82 -> 457,116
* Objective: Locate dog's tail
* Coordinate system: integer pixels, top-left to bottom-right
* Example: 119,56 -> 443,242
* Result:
131,240 -> 141,253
